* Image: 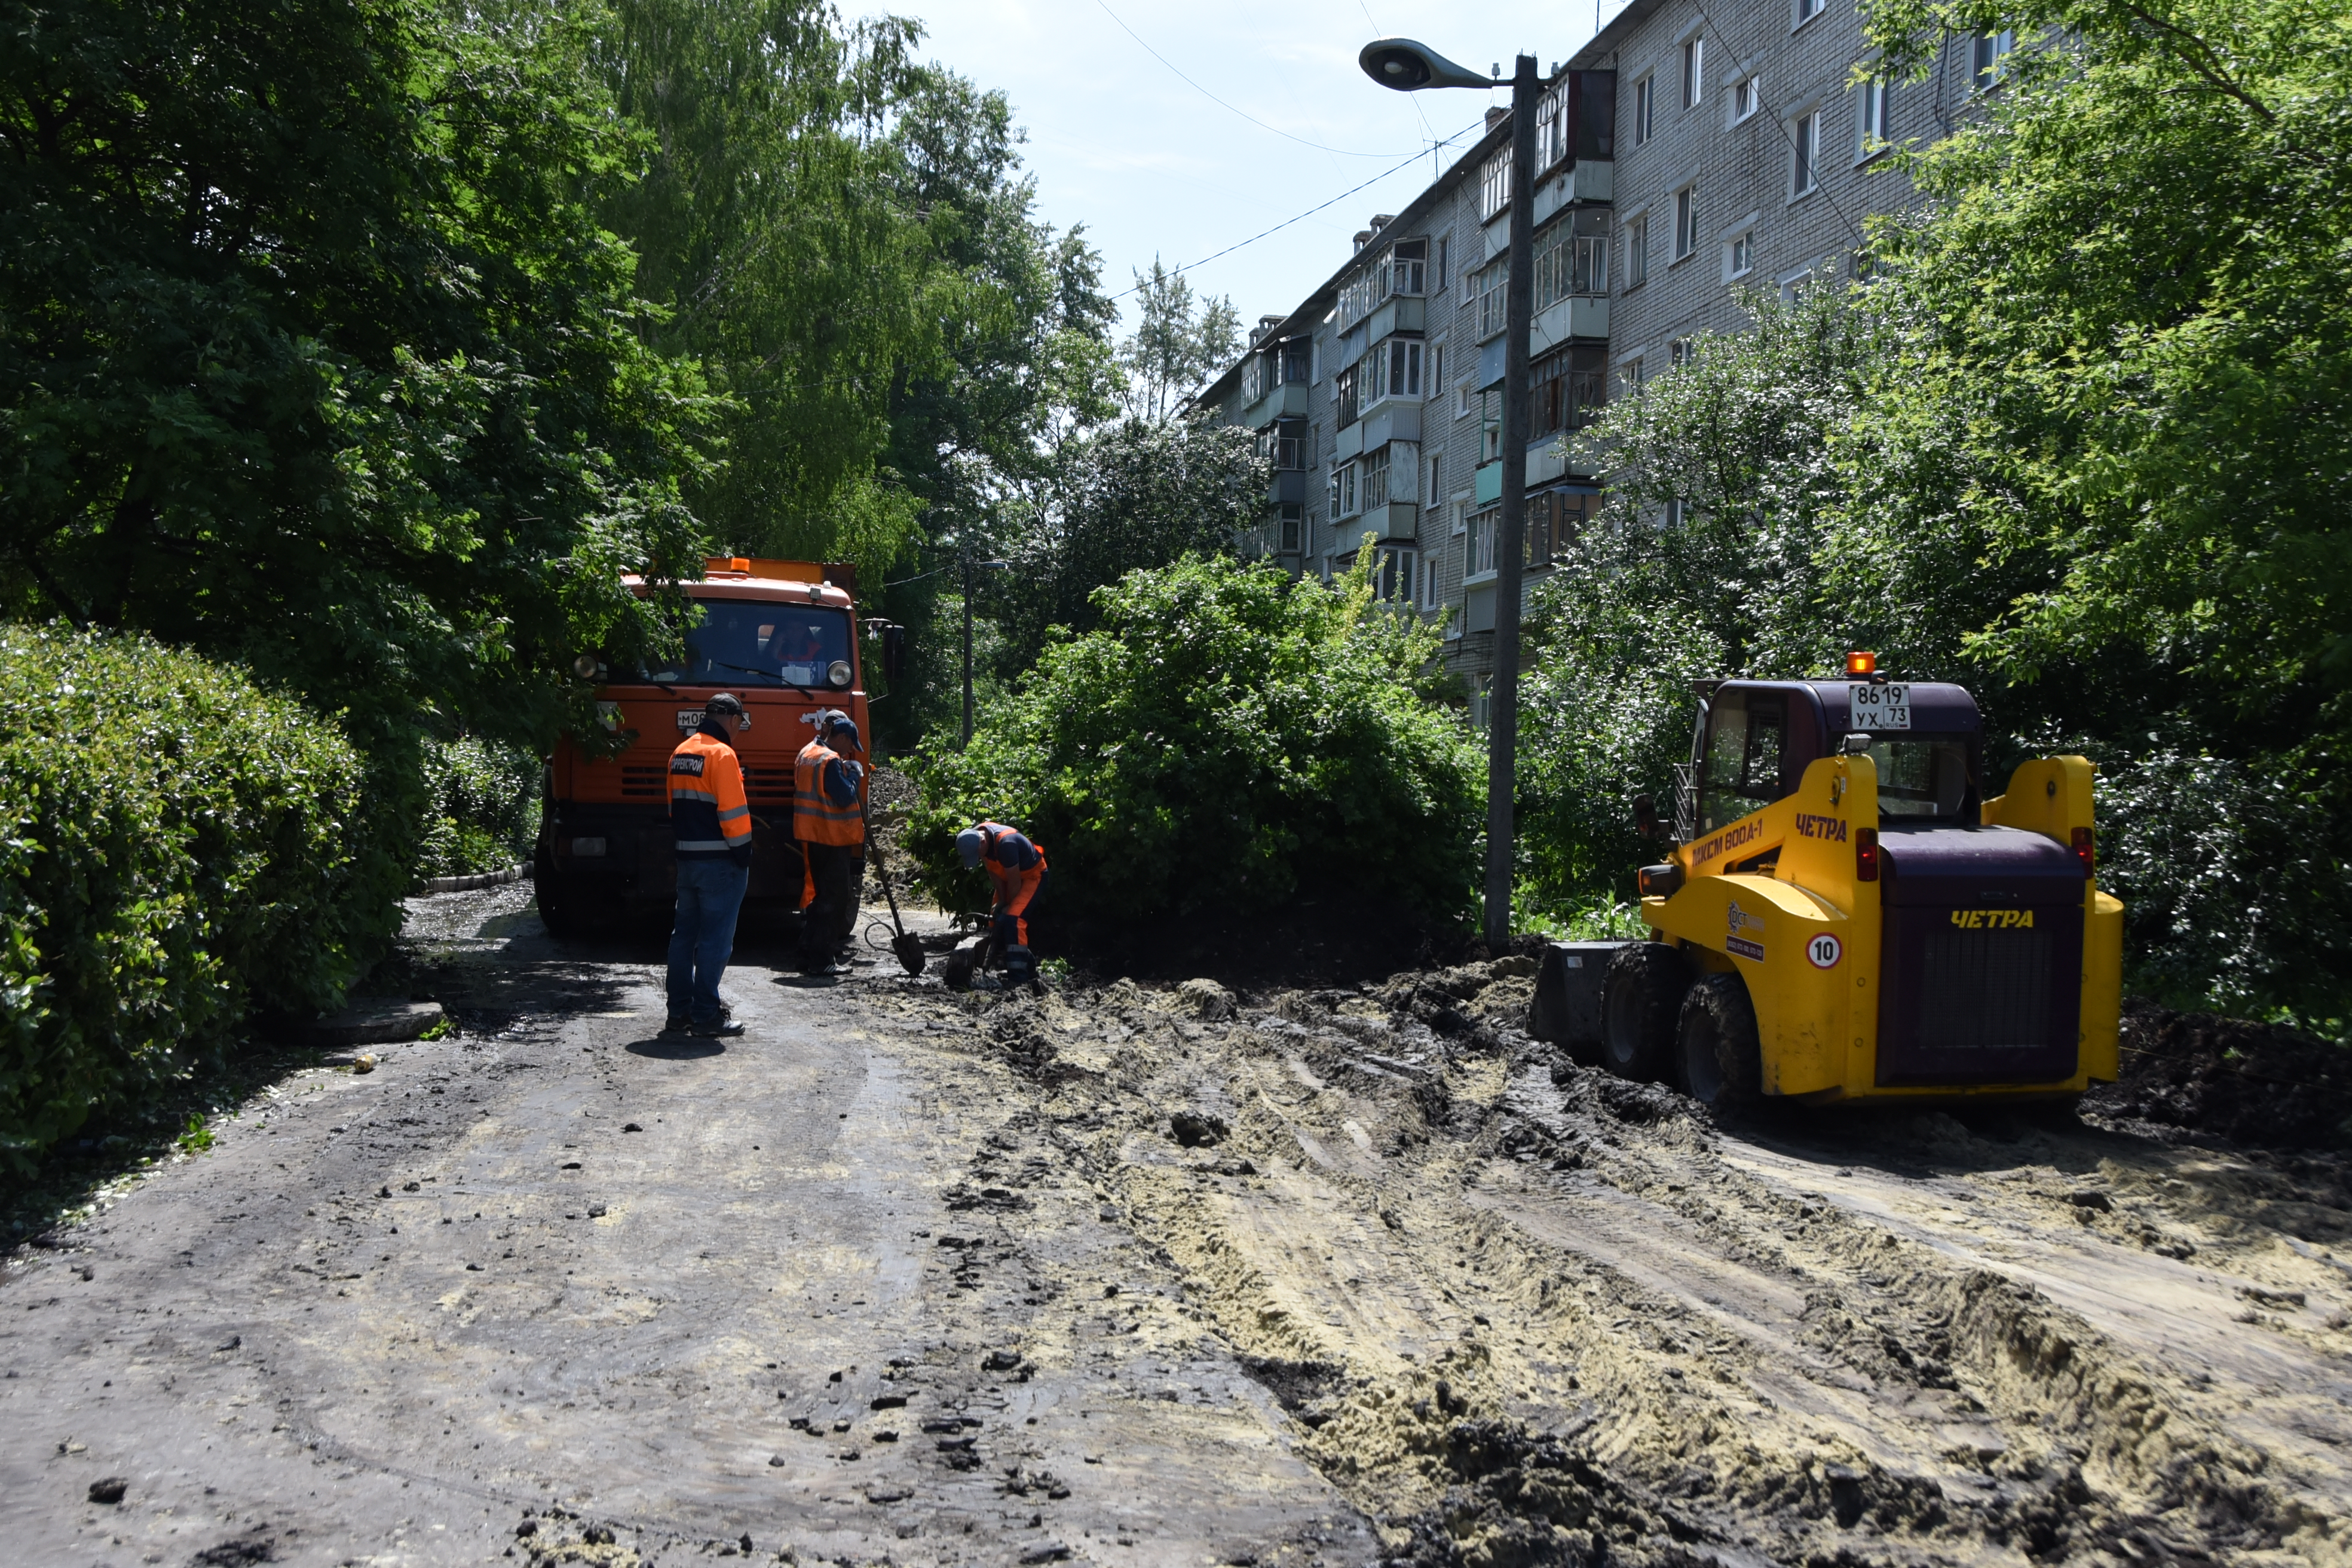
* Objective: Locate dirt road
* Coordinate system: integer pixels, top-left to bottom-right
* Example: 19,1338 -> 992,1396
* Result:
5,887 -> 2349,1567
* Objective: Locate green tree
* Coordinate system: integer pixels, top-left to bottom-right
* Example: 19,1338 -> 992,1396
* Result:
1,0 -> 719,765
1119,259 -> 1239,423
905,553 -> 1481,933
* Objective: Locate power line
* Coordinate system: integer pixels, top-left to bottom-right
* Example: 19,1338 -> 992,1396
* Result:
1090,0 -> 1415,158
1108,116 -> 1485,301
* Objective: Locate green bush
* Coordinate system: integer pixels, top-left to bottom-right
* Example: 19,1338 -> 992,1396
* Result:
0,623 -> 388,1170
415,737 -> 541,880
905,553 -> 1482,931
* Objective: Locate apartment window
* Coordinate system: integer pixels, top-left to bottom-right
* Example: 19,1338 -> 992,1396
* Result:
1532,345 -> 1607,440
1334,362 -> 1359,428
1435,234 -> 1450,290
1791,110 -> 1822,195
1418,550 -> 1441,612
1456,381 -> 1473,419
1670,337 -> 1694,368
1633,75 -> 1655,146
1331,461 -> 1359,517
1373,546 -> 1416,604
1479,145 -> 1513,222
1451,498 -> 1469,537
1481,393 -> 1503,461
1624,356 -> 1646,393
1627,213 -> 1649,287
1361,445 -> 1391,510
1665,497 -> 1690,528
1429,341 -> 1445,396
1474,259 -> 1509,339
1426,452 -> 1444,506
1682,36 -> 1704,109
1368,339 -> 1421,402
1524,490 -> 1600,569
1468,508 -> 1500,577
1857,75 -> 1891,158
1972,29 -> 2014,91
1673,185 -> 1698,261
1732,74 -> 1760,123
1728,230 -> 1755,278
1532,209 -> 1610,311
1793,0 -> 1825,26
1278,504 -> 1303,553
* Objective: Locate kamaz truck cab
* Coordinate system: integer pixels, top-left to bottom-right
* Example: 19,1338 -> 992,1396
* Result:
534,557 -> 904,935
1531,654 -> 2124,1105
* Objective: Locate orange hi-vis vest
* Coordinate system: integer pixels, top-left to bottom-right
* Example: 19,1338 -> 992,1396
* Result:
794,739 -> 865,847
668,731 -> 752,859
976,820 -> 1046,914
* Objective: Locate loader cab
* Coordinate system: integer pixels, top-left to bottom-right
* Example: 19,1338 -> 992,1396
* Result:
1692,678 -> 1986,834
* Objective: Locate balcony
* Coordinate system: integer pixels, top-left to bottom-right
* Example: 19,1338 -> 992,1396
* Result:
1355,400 -> 1421,452
1364,294 -> 1424,346
1242,379 -> 1309,427
1338,501 -> 1417,544
1267,467 -> 1308,506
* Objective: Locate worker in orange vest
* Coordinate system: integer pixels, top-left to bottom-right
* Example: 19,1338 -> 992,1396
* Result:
666,693 -> 754,1036
956,820 -> 1048,985
795,709 -> 866,976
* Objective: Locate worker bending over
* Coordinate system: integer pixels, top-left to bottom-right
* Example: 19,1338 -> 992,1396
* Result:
957,820 -> 1048,985
795,709 -> 866,976
666,693 -> 753,1036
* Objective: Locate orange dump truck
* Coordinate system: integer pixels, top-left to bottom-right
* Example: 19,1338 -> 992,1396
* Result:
534,557 -> 904,935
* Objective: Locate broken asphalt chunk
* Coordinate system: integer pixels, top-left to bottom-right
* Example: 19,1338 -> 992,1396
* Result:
87,1477 -> 127,1505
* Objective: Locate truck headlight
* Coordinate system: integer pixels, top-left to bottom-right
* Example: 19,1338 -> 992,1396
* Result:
828,660 -> 852,687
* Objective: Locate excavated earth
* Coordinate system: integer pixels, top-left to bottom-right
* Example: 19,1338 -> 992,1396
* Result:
4,884 -> 2349,1567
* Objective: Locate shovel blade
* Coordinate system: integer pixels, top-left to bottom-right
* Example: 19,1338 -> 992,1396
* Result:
892,933 -> 926,976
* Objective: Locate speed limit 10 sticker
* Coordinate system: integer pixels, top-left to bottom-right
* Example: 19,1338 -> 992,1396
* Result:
1806,933 -> 1843,969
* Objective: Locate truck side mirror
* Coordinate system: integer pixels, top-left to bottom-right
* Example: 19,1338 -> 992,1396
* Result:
1632,792 -> 1660,840
881,623 -> 908,685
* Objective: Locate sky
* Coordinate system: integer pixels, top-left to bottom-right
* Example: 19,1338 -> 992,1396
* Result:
903,0 -> 1631,337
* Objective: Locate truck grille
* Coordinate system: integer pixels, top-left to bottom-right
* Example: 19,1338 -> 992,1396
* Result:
1877,903 -> 2082,1086
741,767 -> 793,803
620,765 -> 664,799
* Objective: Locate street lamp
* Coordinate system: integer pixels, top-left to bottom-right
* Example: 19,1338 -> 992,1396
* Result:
960,554 -> 1010,748
1362,38 -> 1539,953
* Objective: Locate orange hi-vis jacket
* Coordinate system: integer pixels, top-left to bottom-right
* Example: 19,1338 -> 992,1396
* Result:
793,739 -> 865,847
668,731 -> 753,860
975,820 -> 1046,916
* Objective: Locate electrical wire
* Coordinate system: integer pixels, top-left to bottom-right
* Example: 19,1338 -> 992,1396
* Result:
1107,115 -> 1486,301
1089,0 -> 1416,158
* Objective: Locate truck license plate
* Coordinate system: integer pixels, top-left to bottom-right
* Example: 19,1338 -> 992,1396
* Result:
1848,682 -> 1911,731
678,709 -> 750,733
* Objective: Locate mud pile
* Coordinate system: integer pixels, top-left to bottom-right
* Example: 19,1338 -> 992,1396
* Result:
859,960 -> 2352,1566
2088,999 -> 2352,1152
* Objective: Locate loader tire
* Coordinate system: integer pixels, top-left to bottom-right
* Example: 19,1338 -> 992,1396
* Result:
1601,942 -> 1686,1083
534,845 -> 587,940
1678,972 -> 1762,1107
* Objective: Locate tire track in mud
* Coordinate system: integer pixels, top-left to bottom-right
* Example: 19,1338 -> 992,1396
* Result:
863,965 -> 2352,1567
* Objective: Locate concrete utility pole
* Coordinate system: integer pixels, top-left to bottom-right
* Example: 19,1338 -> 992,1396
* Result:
1359,39 -> 1541,951
959,553 -> 1009,749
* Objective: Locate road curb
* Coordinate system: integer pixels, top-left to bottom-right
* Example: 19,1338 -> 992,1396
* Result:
418,863 -> 529,895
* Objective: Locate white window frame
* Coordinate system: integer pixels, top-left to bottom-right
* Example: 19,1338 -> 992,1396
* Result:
1855,72 -> 1891,161
1725,223 -> 1757,281
1451,496 -> 1469,537
1972,29 -> 2015,93
1622,354 -> 1646,393
1632,74 -> 1655,145
1681,36 -> 1704,110
1625,210 -> 1649,287
1792,0 -> 1826,28
1673,185 -> 1698,261
1426,450 -> 1444,506
1790,109 -> 1823,198
1731,73 -> 1761,124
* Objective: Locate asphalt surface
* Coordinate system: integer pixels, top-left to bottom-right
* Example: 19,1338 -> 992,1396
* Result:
0,886 -> 1368,1567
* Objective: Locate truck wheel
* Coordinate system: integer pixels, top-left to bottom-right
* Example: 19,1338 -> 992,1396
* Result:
1679,972 -> 1762,1107
1601,943 -> 1686,1083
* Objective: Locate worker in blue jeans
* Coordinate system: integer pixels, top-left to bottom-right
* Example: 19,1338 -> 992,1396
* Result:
665,693 -> 753,1036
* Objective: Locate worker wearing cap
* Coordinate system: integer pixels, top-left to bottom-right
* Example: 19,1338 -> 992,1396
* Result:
666,694 -> 754,1036
795,709 -> 866,975
957,821 -> 1048,985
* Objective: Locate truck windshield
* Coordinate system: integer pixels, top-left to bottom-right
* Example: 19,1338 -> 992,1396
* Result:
1861,736 -> 1974,820
641,600 -> 853,689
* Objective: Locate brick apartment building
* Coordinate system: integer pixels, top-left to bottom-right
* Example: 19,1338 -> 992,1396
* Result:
1193,0 -> 2006,705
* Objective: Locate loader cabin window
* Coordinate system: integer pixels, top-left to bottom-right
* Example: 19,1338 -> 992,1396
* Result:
1852,735 -> 1976,820
1698,694 -> 1785,832
641,599 -> 854,690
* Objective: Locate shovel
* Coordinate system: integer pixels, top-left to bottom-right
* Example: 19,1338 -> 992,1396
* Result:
861,796 -> 926,977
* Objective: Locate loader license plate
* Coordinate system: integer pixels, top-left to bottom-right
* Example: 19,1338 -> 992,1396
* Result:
1848,682 -> 1912,731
